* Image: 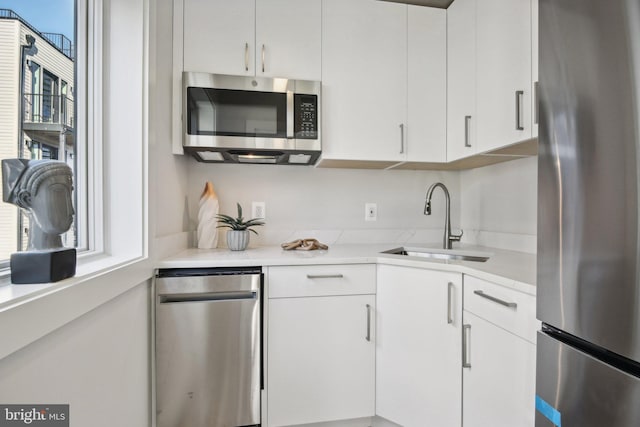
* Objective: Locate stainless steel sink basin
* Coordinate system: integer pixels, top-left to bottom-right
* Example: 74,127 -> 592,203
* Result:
381,246 -> 491,262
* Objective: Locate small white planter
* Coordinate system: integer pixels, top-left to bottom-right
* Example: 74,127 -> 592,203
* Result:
227,230 -> 250,251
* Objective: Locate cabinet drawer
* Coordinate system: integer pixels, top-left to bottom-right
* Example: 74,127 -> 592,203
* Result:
268,264 -> 376,298
464,275 -> 537,343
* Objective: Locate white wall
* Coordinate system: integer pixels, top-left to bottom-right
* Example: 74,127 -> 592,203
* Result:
460,156 -> 538,252
0,282 -> 150,427
149,0 -> 189,244
187,161 -> 461,247
0,1 -> 157,426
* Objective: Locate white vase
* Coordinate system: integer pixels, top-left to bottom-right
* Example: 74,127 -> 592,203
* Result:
227,230 -> 249,251
197,182 -> 219,249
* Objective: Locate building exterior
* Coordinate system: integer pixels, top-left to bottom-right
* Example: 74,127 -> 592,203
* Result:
0,9 -> 74,260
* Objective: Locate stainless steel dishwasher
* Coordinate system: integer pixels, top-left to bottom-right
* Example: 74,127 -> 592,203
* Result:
155,267 -> 262,427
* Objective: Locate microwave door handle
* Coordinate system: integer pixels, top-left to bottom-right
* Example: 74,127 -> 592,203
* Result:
287,91 -> 294,139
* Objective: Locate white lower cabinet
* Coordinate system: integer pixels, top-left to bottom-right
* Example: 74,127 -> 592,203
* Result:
462,276 -> 537,427
376,265 -> 462,427
266,265 -> 536,427
266,265 -> 376,427
462,312 -> 536,427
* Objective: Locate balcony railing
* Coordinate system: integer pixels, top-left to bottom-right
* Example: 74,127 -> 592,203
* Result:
41,33 -> 74,59
0,9 -> 74,60
24,94 -> 74,128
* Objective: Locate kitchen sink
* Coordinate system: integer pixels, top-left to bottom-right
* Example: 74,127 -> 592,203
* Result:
381,246 -> 491,262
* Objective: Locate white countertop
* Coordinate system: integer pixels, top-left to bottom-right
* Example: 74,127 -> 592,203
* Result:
158,243 -> 536,295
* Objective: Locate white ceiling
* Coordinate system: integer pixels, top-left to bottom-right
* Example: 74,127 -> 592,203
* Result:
382,0 -> 454,8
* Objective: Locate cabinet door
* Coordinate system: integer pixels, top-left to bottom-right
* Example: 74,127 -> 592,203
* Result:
267,295 -> 376,426
255,0 -> 321,80
447,0 -> 478,161
376,265 -> 462,427
463,311 -> 536,427
476,0 -> 532,152
183,0 -> 255,75
407,6 -> 447,163
322,0 -> 407,162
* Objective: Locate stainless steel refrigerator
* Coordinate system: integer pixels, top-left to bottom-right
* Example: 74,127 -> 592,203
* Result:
536,0 -> 640,425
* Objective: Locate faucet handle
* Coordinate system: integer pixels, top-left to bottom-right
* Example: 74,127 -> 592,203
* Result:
450,229 -> 464,242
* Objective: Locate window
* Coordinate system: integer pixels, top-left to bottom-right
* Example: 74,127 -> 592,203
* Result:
0,2 -> 84,264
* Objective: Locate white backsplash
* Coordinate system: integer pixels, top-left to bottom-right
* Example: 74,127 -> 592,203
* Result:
186,162 -> 460,248
460,156 -> 538,253
182,156 -> 538,253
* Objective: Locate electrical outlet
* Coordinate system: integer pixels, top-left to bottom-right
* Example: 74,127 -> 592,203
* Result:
252,202 -> 266,219
365,203 -> 377,221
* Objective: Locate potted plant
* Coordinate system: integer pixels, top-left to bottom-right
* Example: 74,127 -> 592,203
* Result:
216,203 -> 265,251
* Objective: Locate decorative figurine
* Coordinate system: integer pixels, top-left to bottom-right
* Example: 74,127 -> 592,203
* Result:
197,181 -> 219,249
2,159 -> 76,284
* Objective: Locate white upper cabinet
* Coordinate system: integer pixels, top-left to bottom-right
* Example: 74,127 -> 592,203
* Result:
183,0 -> 256,76
255,0 -> 321,80
183,0 -> 321,80
322,0 -> 408,162
407,6 -> 447,163
447,0 -> 478,161
447,0 -> 535,161
476,0 -> 532,152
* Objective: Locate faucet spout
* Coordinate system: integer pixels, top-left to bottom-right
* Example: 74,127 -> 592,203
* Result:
424,182 -> 463,250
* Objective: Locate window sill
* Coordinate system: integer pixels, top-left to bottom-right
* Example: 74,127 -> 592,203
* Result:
0,253 -> 153,360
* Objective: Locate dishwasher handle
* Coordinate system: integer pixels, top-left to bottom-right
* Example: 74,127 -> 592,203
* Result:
159,291 -> 257,304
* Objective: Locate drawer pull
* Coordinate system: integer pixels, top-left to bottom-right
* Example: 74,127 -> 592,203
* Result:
473,290 -> 517,309
306,274 -> 344,279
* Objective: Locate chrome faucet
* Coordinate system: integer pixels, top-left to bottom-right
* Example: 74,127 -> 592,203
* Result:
424,182 -> 463,250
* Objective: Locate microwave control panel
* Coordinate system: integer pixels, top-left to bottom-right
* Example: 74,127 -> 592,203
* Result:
294,94 -> 318,139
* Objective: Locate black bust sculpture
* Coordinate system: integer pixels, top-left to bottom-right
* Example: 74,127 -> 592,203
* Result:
2,159 -> 77,284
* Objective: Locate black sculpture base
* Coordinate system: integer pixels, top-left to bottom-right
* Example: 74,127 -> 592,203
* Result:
10,248 -> 77,284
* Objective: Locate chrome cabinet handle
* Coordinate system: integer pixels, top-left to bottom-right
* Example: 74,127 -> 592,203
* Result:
473,290 -> 517,308
464,116 -> 472,147
447,282 -> 454,324
306,274 -> 344,279
534,81 -> 539,124
399,123 -> 405,154
516,90 -> 524,130
366,304 -> 372,342
261,44 -> 265,73
244,42 -> 249,72
462,324 -> 471,368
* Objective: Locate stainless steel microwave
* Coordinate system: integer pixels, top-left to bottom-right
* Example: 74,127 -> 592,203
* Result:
183,72 -> 321,165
